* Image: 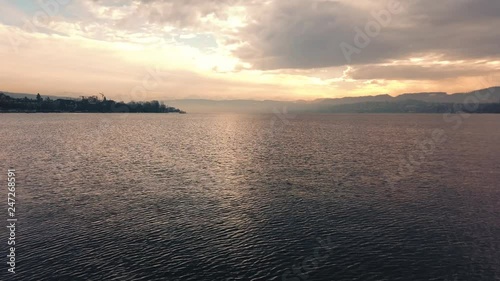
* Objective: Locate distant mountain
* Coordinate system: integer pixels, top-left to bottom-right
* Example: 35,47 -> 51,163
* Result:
314,94 -> 393,105
392,87 -> 500,104
310,99 -> 500,114
166,87 -> 500,113
164,99 -> 287,113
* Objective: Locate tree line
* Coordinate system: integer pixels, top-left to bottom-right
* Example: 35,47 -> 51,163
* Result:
0,93 -> 185,113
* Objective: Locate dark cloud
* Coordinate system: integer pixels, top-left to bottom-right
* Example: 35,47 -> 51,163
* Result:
233,0 -> 500,70
234,0 -> 368,69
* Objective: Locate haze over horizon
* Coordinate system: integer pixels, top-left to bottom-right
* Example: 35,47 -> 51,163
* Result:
1,0 -> 499,101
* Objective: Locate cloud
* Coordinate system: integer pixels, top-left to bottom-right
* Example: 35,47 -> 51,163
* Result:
233,0 -> 372,69
232,0 -> 500,70
44,0 -> 500,72
86,0 -> 255,33
0,23 -> 319,101
1,0 -> 499,100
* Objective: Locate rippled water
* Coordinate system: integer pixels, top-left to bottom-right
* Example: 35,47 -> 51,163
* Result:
1,113 -> 499,281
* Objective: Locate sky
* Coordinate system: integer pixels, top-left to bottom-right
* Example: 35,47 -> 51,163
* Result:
0,0 -> 499,101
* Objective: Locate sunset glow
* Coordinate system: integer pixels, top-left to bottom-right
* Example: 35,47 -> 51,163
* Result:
1,0 -> 499,100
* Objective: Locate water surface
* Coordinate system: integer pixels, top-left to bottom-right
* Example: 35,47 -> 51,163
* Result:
0,113 -> 499,281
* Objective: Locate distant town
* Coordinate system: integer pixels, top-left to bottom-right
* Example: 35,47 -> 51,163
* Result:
0,93 -> 185,113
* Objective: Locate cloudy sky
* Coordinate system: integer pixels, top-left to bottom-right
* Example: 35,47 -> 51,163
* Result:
0,0 -> 499,101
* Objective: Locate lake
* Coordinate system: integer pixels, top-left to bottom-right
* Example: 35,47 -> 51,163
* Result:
0,113 -> 499,281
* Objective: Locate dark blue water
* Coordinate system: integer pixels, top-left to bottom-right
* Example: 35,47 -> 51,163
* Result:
0,113 -> 499,281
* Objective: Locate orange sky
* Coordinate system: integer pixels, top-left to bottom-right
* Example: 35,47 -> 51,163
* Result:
1,0 -> 499,101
